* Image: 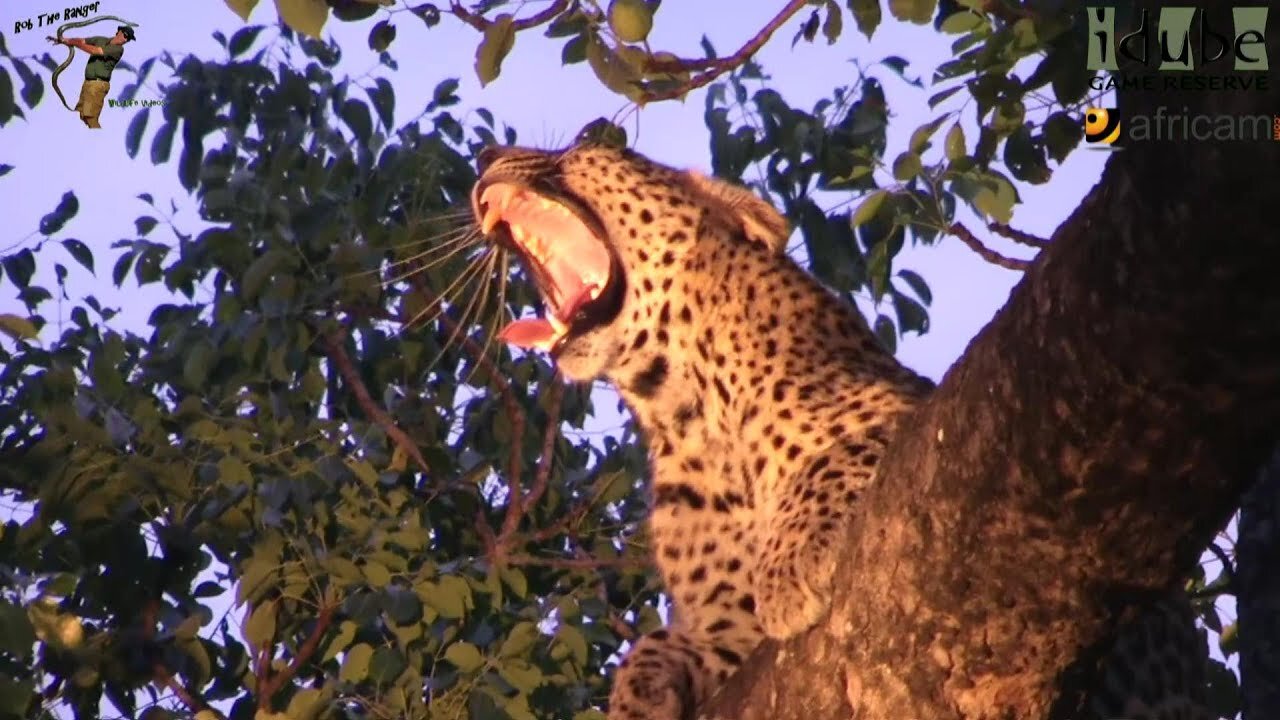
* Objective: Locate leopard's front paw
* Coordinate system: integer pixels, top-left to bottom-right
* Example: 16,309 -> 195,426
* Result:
753,544 -> 837,640
609,662 -> 691,720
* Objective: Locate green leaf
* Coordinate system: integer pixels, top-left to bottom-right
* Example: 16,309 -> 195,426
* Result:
0,602 -> 35,658
555,624 -> 589,666
244,602 -> 277,647
340,642 -> 374,682
286,688 -> 324,718
39,191 -> 79,236
608,0 -> 654,43
892,152 -> 921,181
499,621 -> 540,658
497,658 -> 543,693
369,646 -> 407,683
939,11 -> 983,34
848,0 -> 881,38
225,0 -> 259,22
237,556 -> 279,605
927,85 -> 964,108
973,187 -> 1012,223
852,190 -> 888,228
0,676 -> 34,717
562,33 -> 588,64
218,456 -> 252,485
444,641 -> 485,672
888,0 -> 935,24
368,20 -> 397,52
276,0 -> 328,38
151,122 -> 176,164
1043,111 -> 1083,163
183,342 -> 213,388
340,99 -> 373,143
0,314 -> 38,341
896,269 -> 933,305
362,560 -> 392,586
324,621 -> 357,662
420,575 -> 470,619
908,116 -> 946,153
944,123 -> 966,160
241,250 -> 286,301
822,0 -> 843,43
499,565 -> 528,599
325,556 -> 363,583
125,108 -> 149,159
873,314 -> 897,353
229,26 -> 265,57
475,14 -> 517,86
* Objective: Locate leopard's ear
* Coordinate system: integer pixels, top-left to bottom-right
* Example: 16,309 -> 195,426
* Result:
683,171 -> 791,254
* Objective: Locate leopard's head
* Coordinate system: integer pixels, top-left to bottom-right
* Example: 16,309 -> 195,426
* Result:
470,142 -> 789,384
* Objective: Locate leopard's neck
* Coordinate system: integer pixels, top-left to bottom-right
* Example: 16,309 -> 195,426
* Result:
611,242 -> 927,482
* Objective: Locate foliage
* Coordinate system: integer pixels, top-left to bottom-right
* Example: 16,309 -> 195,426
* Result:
1,24 -> 657,720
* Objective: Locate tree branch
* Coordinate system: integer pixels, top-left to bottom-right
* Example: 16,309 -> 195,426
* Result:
153,664 -> 223,718
948,221 -> 1031,271
322,327 -> 432,475
526,380 -> 564,511
257,601 -> 337,703
704,5 -> 1280,716
640,0 -> 810,103
988,221 -> 1049,248
403,274 -> 529,558
449,0 -> 570,31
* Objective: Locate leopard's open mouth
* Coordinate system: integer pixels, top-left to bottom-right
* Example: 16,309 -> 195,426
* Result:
472,182 -> 624,354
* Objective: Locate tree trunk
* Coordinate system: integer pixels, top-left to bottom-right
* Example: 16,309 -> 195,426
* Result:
1240,450 -> 1280,719
701,4 -> 1280,719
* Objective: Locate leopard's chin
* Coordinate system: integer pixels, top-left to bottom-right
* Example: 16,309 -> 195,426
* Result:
471,181 -> 626,356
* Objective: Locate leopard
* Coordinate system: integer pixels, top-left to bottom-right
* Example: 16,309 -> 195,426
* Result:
467,140 -> 1213,720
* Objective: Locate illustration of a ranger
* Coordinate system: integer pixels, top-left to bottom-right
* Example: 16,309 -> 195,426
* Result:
46,16 -> 139,129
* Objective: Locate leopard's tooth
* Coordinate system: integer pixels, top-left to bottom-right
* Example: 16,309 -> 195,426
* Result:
479,185 -> 515,234
481,204 -> 503,234
548,313 -> 568,334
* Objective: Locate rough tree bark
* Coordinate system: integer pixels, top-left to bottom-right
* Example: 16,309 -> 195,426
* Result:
701,3 -> 1280,719
1240,451 -> 1280,719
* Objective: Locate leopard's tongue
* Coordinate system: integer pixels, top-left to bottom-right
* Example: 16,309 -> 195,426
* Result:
498,280 -> 599,350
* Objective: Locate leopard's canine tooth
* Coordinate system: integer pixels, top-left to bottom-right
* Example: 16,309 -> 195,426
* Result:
480,184 -> 517,234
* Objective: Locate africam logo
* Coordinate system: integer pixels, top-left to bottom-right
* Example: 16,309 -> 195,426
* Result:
1083,108 -> 1122,146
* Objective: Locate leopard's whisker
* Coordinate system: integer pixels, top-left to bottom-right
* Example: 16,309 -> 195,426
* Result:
381,229 -> 486,287
339,223 -> 481,282
436,247 -> 497,364
460,250 -> 511,389
417,248 -> 498,376
396,248 -> 492,337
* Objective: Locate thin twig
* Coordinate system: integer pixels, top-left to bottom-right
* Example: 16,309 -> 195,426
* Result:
258,602 -> 337,703
527,381 -> 564,513
988,221 -> 1049,248
508,553 -> 646,570
406,274 -> 526,498
449,0 -> 570,31
322,329 -> 432,475
153,665 -> 223,717
640,0 -> 810,103
948,222 -> 1032,271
